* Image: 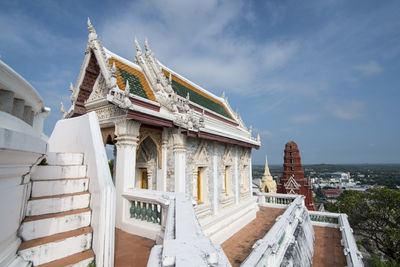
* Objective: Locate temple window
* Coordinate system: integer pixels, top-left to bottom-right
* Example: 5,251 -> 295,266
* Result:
197,167 -> 203,203
225,166 -> 228,195
139,168 -> 148,189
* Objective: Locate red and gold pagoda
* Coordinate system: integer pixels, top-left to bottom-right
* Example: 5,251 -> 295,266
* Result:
277,141 -> 315,210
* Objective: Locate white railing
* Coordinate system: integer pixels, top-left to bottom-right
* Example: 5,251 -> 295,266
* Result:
309,210 -> 340,227
256,192 -> 298,208
0,60 -> 49,267
122,189 -> 171,243
48,112 -> 115,267
339,214 -> 364,267
242,196 -> 314,267
254,192 -> 363,266
147,193 -> 231,267
0,60 -> 50,138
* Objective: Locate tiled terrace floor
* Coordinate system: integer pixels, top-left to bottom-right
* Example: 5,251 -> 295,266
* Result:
114,229 -> 155,267
312,226 -> 347,267
221,207 -> 284,267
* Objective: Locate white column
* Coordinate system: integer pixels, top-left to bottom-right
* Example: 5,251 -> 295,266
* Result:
114,119 -> 141,229
248,149 -> 253,196
233,146 -> 240,204
173,130 -> 186,193
212,142 -> 219,215
158,128 -> 169,191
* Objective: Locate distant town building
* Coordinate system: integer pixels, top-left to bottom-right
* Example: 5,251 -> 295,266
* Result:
323,189 -> 344,199
277,141 -> 315,210
259,155 -> 277,193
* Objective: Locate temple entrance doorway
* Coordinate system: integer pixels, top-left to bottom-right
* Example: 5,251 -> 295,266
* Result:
136,136 -> 158,190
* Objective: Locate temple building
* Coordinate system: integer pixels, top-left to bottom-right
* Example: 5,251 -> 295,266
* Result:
259,155 -> 277,193
0,19 -> 364,267
277,141 -> 315,210
63,19 -> 260,243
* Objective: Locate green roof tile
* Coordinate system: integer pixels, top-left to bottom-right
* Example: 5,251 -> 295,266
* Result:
119,68 -> 148,99
169,79 -> 232,119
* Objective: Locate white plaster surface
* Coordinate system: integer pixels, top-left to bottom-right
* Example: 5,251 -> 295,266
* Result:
201,197 -> 258,244
31,178 -> 89,197
47,112 -> 115,267
19,231 -> 92,266
19,210 -> 91,241
6,256 -> 31,267
31,165 -> 87,180
26,193 -> 90,216
46,152 -> 84,166
0,128 -> 45,266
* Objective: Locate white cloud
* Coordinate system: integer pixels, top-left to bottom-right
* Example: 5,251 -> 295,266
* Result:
355,60 -> 383,76
259,130 -> 273,138
98,0 -> 299,95
289,114 -> 318,124
325,100 -> 364,120
262,42 -> 299,70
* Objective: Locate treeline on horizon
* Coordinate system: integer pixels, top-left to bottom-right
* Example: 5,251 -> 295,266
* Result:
252,163 -> 400,189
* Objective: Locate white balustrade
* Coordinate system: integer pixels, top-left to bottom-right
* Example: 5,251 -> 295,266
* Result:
242,196 -> 314,267
339,214 -> 364,267
122,189 -> 171,243
0,60 -> 50,137
309,210 -> 340,227
255,192 -> 298,208
0,60 -> 49,267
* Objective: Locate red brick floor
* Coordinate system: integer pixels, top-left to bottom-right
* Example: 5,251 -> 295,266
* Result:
221,207 -> 284,267
114,229 -> 155,267
312,226 -> 347,267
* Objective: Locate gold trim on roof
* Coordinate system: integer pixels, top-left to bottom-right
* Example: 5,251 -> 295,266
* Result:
108,58 -> 156,101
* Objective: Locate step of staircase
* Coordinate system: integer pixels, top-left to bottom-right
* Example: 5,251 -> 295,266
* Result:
20,208 -> 91,241
40,250 -> 94,267
31,178 -> 89,197
32,165 -> 87,180
26,192 -> 91,216
39,250 -> 94,267
46,152 -> 84,166
18,227 -> 93,266
19,151 -> 95,266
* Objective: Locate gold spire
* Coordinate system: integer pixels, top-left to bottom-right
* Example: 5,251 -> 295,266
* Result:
263,155 -> 272,178
260,154 -> 277,193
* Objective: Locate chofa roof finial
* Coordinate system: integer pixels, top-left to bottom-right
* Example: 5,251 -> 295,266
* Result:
134,37 -> 142,55
144,38 -> 151,54
87,17 -> 96,34
87,17 -> 98,40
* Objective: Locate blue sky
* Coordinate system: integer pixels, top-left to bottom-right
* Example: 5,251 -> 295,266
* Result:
1,0 -> 399,164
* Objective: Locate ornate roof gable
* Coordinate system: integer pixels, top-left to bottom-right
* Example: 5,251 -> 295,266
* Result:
284,175 -> 301,194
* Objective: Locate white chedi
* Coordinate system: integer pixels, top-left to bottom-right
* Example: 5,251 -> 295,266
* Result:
259,155 -> 277,193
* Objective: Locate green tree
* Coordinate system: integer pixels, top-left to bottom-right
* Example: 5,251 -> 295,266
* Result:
334,188 -> 400,262
108,159 -> 114,178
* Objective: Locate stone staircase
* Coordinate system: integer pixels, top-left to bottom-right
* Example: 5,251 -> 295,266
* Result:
18,152 -> 95,266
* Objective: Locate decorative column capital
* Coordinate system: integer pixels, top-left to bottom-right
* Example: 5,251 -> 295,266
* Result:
115,119 -> 141,147
172,130 -> 186,153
